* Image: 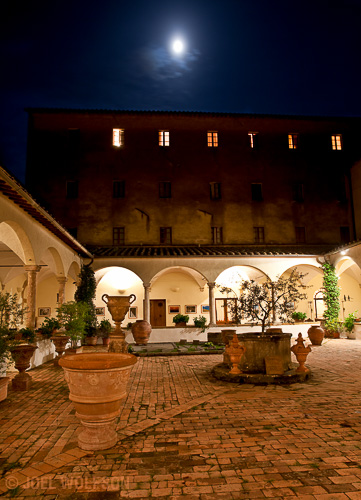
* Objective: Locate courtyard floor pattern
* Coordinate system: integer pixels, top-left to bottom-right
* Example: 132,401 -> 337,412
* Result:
1,338 -> 361,498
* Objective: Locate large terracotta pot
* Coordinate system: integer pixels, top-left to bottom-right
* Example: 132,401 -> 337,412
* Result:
85,336 -> 98,346
59,352 -> 137,450
307,325 -> 325,346
51,335 -> 70,366
0,377 -> 10,402
102,294 -> 136,327
10,344 -> 38,391
131,320 -> 152,345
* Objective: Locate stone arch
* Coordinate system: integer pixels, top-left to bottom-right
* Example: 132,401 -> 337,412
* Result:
150,265 -> 207,289
0,220 -> 35,265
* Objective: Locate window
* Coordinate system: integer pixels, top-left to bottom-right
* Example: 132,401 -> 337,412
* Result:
113,227 -> 125,245
207,131 -> 218,147
295,226 -> 306,243
288,134 -> 299,149
159,181 -> 171,198
160,227 -> 172,244
113,180 -> 125,198
251,183 -> 263,201
212,226 -> 223,244
66,180 -> 78,199
292,182 -> 304,202
248,132 -> 258,149
112,128 -> 124,147
253,226 -> 265,243
210,182 -> 221,200
340,226 -> 350,244
331,134 -> 342,150
159,130 -> 169,146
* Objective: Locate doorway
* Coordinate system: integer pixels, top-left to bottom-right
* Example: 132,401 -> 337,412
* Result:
150,299 -> 166,327
216,298 -> 237,324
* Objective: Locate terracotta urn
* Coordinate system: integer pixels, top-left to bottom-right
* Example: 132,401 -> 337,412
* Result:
85,336 -> 98,346
59,352 -> 137,450
10,344 -> 38,391
51,335 -> 70,366
102,294 -> 136,352
291,333 -> 311,373
131,320 -> 152,345
102,337 -> 110,347
307,325 -> 325,346
225,333 -> 246,375
0,377 -> 10,402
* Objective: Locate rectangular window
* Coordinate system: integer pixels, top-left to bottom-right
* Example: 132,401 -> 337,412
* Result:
160,227 -> 172,244
112,128 -> 124,147
248,132 -> 258,149
253,226 -> 265,243
66,180 -> 78,199
288,133 -> 299,149
251,183 -> 263,201
113,227 -> 125,245
295,226 -> 306,243
113,180 -> 125,198
207,131 -> 218,147
331,134 -> 342,150
210,182 -> 221,200
340,226 -> 350,243
159,181 -> 171,198
159,130 -> 170,146
292,182 -> 304,202
212,226 -> 223,244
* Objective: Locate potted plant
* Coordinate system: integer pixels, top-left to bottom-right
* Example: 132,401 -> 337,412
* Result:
38,317 -> 61,339
324,317 -> 343,338
193,315 -> 207,332
75,264 -> 98,346
343,311 -> 358,339
173,314 -> 189,327
291,311 -> 307,323
98,318 -> 112,346
56,301 -> 89,351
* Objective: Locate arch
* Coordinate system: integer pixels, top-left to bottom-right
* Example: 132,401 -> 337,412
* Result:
279,263 -> 322,285
39,247 -> 65,277
150,266 -> 207,289
335,257 -> 356,277
0,221 -> 35,265
95,266 -> 142,292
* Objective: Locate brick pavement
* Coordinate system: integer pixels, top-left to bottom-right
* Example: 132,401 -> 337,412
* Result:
1,338 -> 361,498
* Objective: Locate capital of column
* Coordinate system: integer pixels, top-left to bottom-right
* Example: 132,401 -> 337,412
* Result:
143,282 -> 151,290
24,265 -> 41,273
56,276 -> 68,285
207,281 -> 216,289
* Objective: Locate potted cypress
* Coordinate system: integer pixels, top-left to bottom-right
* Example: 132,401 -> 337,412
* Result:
75,264 -> 98,346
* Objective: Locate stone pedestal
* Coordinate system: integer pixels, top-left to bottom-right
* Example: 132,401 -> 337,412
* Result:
10,344 -> 38,391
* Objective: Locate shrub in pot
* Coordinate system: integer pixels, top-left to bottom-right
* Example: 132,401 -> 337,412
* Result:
291,311 -> 307,322
172,314 -> 189,327
57,301 -> 89,349
98,319 -> 112,346
193,315 -> 207,331
343,311 -> 358,339
38,317 -> 61,339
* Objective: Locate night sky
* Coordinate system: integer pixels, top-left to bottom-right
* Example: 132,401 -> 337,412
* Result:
1,0 -> 361,182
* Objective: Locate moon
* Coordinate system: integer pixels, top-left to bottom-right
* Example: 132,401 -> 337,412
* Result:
172,38 -> 184,54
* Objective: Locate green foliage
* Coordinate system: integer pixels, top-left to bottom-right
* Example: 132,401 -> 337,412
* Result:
98,318 -> 112,336
343,311 -> 358,333
74,264 -> 97,336
172,314 -> 189,324
38,317 -> 61,338
128,345 -> 134,353
0,291 -> 26,332
219,269 -> 308,333
291,311 -> 307,321
56,301 -> 90,347
322,262 -> 340,329
193,315 -> 207,331
18,327 -> 36,344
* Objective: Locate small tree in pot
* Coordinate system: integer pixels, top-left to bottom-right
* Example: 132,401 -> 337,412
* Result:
75,264 -> 97,343
56,301 -> 89,348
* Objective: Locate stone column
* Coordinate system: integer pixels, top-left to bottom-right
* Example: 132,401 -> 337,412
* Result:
57,276 -> 68,305
208,281 -> 217,326
143,282 -> 151,323
24,265 -> 41,329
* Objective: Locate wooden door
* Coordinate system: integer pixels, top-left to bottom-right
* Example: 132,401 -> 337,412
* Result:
216,298 -> 237,324
150,299 -> 166,327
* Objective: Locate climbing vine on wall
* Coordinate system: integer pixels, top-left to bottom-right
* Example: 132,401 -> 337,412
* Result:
322,262 -> 340,326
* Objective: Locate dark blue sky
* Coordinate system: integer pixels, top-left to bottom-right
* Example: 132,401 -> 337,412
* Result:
1,0 -> 361,181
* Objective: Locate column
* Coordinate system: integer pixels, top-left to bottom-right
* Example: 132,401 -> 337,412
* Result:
24,265 -> 41,329
56,276 -> 68,305
143,282 -> 151,323
208,281 -> 216,326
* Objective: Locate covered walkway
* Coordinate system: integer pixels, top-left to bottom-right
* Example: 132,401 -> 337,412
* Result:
1,339 -> 361,498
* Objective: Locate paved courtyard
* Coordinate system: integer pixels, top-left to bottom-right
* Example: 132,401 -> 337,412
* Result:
1,338 -> 361,499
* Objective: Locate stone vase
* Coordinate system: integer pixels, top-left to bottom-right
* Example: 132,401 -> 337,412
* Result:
307,325 -> 325,346
102,294 -> 136,352
51,335 -> 70,366
131,320 -> 152,345
10,344 -> 38,391
59,352 -> 137,450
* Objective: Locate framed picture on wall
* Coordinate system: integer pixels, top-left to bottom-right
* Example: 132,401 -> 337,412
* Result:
95,307 -> 105,316
129,307 -> 137,319
169,305 -> 180,314
185,305 -> 197,314
38,307 -> 51,317
201,305 -> 210,313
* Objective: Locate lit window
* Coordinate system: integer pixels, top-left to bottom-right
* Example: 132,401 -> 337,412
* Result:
113,227 -> 125,245
212,227 -> 223,244
248,132 -> 258,149
295,227 -> 306,243
159,130 -> 170,146
159,182 -> 171,198
253,227 -> 265,243
113,180 -> 125,198
210,182 -> 221,200
113,128 -> 124,147
251,183 -> 263,201
288,134 -> 299,149
66,180 -> 78,199
160,227 -> 172,244
207,131 -> 218,147
332,134 -> 342,150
